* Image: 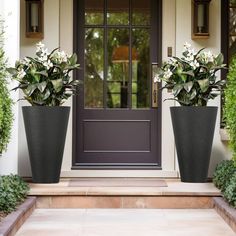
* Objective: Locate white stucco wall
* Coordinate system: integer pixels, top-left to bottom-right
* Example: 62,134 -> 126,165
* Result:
176,0 -> 231,176
0,0 -> 20,175
18,0 -> 230,177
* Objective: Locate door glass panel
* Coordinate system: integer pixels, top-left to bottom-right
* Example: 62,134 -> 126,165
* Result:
85,28 -> 104,108
107,0 -> 129,25
107,29 -> 129,108
85,0 -> 104,25
132,28 -> 150,108
132,0 -> 150,25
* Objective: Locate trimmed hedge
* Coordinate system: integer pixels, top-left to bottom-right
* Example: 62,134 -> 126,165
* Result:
213,160 -> 236,208
224,172 -> 236,208
213,160 -> 235,192
0,175 -> 29,214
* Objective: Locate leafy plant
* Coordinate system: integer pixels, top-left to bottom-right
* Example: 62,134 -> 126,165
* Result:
213,160 -> 235,192
0,18 -> 14,154
223,172 -> 236,208
8,42 -> 81,106
0,175 -> 29,214
155,43 -> 226,106
224,57 -> 236,164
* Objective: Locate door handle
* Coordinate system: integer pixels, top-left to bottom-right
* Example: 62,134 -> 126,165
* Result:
152,63 -> 159,108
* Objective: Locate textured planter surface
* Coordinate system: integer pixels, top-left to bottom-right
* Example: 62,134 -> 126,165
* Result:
23,106 -> 70,183
213,197 -> 236,233
0,197 -> 36,236
170,106 -> 217,182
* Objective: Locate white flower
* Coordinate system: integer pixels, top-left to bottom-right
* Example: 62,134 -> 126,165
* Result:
163,69 -> 173,79
43,60 -> 53,69
190,60 -> 200,69
153,74 -> 161,83
184,42 -> 191,49
52,51 -> 69,63
36,42 -> 45,52
17,69 -> 26,79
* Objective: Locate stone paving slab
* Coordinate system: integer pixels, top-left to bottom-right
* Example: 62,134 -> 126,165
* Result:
16,208 -> 235,236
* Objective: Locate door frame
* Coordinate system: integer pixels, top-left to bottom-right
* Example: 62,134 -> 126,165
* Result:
72,0 -> 163,169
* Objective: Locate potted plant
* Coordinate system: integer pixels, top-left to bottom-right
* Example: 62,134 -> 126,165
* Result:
8,42 -> 80,183
155,43 -> 226,182
0,19 -> 13,155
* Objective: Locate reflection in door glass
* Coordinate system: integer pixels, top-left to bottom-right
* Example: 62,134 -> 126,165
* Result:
107,29 -> 129,108
132,29 -> 150,108
85,28 -> 104,108
85,0 -> 104,25
107,0 -> 129,25
132,0 -> 150,25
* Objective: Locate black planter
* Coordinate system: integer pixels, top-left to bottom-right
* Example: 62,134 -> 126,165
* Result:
170,106 -> 217,183
22,106 -> 70,183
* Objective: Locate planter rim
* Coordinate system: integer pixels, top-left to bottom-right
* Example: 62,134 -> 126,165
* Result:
22,106 -> 70,110
170,106 -> 217,109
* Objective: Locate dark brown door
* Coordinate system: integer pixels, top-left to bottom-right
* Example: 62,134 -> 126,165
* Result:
73,0 -> 162,169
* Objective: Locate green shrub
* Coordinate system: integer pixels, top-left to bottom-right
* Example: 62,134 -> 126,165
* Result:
0,175 -> 29,214
213,160 -> 236,191
0,18 -> 13,154
224,57 -> 236,164
224,172 -> 236,208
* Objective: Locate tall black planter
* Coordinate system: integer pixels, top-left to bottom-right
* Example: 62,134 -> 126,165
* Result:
22,106 -> 70,183
170,106 -> 217,183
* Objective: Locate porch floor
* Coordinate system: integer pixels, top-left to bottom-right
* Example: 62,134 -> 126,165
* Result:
29,178 -> 220,196
15,208 -> 235,236
28,178 -> 221,209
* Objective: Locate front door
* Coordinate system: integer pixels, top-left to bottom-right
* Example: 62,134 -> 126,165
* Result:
73,0 -> 162,169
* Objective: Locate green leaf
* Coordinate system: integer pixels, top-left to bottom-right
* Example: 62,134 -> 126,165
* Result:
6,67 -> 18,75
198,79 -> 209,92
173,84 -> 183,96
183,81 -> 193,93
35,71 -> 48,77
182,70 -> 194,77
51,78 -> 63,93
37,81 -> 47,93
215,53 -> 224,66
69,54 -> 77,65
190,89 -> 197,100
24,84 -> 37,96
42,89 -> 51,100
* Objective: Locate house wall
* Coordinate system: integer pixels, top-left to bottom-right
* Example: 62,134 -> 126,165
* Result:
0,0 -> 20,175
18,0 -> 231,177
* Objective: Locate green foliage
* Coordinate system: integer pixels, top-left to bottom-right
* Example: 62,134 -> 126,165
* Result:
157,43 -> 226,106
213,160 -> 235,192
8,42 -> 81,106
0,18 -> 14,154
224,57 -> 236,164
223,172 -> 236,208
0,175 -> 29,214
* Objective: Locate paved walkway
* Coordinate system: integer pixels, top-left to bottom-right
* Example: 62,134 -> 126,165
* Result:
16,209 -> 234,236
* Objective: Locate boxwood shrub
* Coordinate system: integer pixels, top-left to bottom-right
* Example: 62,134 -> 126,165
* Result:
224,172 -> 236,208
0,175 -> 29,214
213,160 -> 235,192
213,160 -> 236,208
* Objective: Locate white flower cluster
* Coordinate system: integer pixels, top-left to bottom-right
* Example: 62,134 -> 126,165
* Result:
183,42 -> 200,69
36,42 -> 53,69
198,51 -> 215,64
52,50 -> 70,64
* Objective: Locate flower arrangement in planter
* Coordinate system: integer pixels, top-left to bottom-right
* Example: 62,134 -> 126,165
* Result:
8,42 -> 80,183
156,42 -> 226,106
8,42 -> 80,106
156,43 -> 226,182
